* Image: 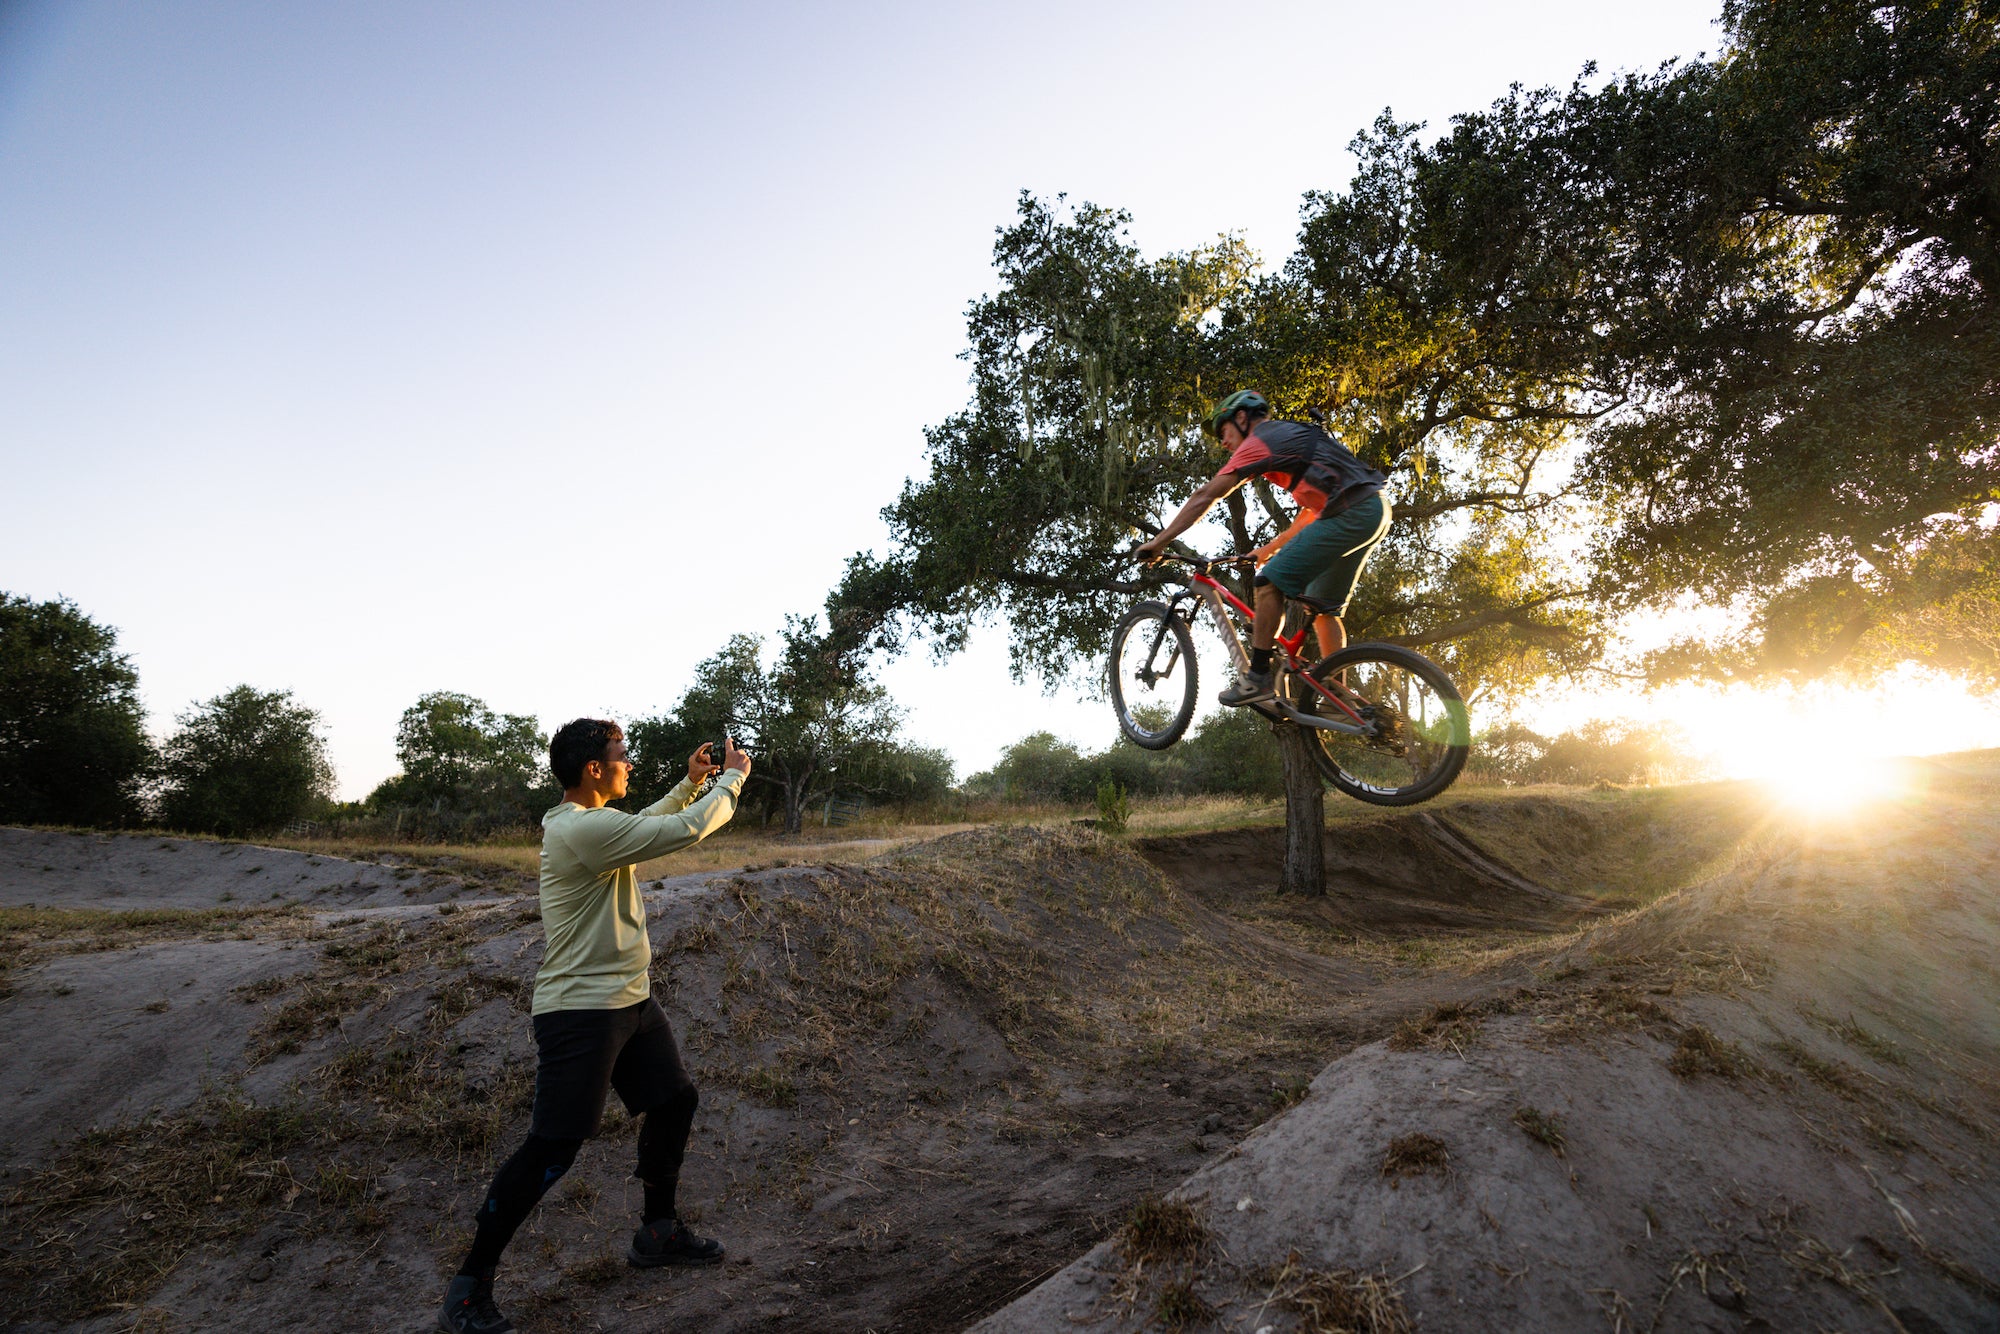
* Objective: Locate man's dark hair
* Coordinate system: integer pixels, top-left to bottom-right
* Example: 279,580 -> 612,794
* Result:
550,718 -> 623,788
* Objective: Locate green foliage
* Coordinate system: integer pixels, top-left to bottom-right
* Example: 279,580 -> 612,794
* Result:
1094,778 -> 1130,833
631,617 -> 903,834
1559,0 -> 2000,682
965,731 -> 1092,802
366,691 -> 550,837
0,593 -> 153,826
836,194 -> 1254,685
836,1 -> 2000,713
839,738 -> 956,806
969,710 -> 1284,805
157,686 -> 334,835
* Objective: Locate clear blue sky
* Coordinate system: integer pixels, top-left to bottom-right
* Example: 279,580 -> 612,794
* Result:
1,1 -> 1726,798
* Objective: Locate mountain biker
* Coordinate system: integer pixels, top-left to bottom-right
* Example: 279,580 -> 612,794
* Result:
438,721 -> 750,1334
1135,389 -> 1390,706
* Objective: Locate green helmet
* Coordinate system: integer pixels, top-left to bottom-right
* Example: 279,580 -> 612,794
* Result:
1204,389 -> 1269,435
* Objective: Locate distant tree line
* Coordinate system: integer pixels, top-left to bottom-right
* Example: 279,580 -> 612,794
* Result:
0,592 -> 960,839
968,713 -> 1701,804
0,593 -> 338,836
2,590 -> 1717,839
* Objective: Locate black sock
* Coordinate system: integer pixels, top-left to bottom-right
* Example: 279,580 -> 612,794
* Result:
1250,648 -> 1274,674
643,1181 -> 677,1226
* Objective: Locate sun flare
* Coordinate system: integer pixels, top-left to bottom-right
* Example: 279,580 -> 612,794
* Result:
1758,760 -> 1906,816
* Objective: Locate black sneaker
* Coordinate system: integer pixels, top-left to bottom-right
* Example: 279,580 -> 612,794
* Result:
629,1218 -> 725,1268
438,1275 -> 514,1333
1217,669 -> 1275,707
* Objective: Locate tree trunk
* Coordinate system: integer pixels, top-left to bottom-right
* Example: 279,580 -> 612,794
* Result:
782,783 -> 805,835
1276,723 -> 1326,895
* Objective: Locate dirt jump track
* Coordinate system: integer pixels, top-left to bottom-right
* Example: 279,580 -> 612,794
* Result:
1,758 -> 1996,1332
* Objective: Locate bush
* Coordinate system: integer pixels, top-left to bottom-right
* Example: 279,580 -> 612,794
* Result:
968,709 -> 1286,808
840,739 -> 956,806
965,731 -> 1093,802
0,594 -> 155,826
366,692 -> 552,838
1094,778 -> 1131,833
157,687 -> 335,835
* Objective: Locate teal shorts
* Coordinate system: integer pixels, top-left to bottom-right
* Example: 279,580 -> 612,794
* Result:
1258,490 -> 1391,615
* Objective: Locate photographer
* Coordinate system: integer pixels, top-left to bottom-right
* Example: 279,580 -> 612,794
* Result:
439,719 -> 750,1334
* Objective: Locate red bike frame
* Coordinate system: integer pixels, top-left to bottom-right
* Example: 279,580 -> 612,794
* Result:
1182,566 -> 1369,726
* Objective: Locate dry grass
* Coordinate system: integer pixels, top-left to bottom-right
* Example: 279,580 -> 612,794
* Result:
1256,1249 -> 1414,1334
1512,1104 -> 1568,1157
1388,1001 -> 1488,1052
1380,1133 -> 1450,1183
1798,1006 -> 1907,1068
1668,1024 -> 1761,1081
654,827 -> 1349,1133
1152,1276 -> 1217,1330
0,903 -> 306,999
1117,1194 -> 1213,1268
0,1096 -> 332,1322
1772,1038 -> 1868,1098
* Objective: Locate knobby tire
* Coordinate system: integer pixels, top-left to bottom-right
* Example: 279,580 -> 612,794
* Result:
1108,601 -> 1199,751
1296,642 -> 1469,806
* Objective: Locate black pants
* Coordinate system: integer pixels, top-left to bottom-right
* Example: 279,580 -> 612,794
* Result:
459,998 -> 698,1277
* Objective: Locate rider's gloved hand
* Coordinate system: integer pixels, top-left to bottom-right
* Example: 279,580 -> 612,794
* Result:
1135,537 -> 1168,565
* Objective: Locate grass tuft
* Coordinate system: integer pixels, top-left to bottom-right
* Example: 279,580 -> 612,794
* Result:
1258,1250 -> 1414,1334
1153,1276 -> 1215,1331
1380,1133 -> 1450,1184
1388,1001 -> 1487,1052
1118,1193 -> 1211,1268
1512,1105 -> 1567,1157
1668,1024 -> 1759,1081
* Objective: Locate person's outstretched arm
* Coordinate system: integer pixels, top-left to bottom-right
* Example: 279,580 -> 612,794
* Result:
568,769 -> 747,875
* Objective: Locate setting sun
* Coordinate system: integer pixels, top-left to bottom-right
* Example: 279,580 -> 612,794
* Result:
1758,752 -> 1908,815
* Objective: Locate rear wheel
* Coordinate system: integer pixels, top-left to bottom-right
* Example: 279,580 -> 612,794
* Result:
1293,643 -> 1469,805
1108,601 -> 1199,750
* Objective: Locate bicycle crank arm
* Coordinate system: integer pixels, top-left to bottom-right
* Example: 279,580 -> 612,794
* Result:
1267,699 -> 1372,736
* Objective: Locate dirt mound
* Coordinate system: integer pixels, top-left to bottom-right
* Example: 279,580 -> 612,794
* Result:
0,824 -> 1396,1333
979,764 -> 2000,1333
1139,807 -> 1610,934
0,826 -> 520,912
14,769 -> 1988,1334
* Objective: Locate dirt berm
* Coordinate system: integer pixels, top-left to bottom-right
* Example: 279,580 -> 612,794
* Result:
0,760 -> 1995,1332
980,759 -> 2000,1333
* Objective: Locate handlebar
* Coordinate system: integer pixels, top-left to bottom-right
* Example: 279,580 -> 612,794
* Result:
1118,547 -> 1259,576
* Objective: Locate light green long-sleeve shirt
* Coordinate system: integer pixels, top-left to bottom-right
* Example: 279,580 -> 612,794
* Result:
532,768 -> 746,1014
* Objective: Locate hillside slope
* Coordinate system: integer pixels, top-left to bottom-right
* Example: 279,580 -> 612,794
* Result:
978,759 -> 2000,1333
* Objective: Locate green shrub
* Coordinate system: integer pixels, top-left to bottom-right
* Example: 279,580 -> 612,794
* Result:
1094,778 -> 1131,832
0,593 -> 154,826
158,687 -> 334,836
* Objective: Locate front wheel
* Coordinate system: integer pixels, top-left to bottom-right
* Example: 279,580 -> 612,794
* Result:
1108,601 -> 1199,750
1294,643 -> 1469,805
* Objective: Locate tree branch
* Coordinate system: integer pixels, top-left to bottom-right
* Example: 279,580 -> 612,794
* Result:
1395,487 -> 1572,523
1374,592 -> 1580,647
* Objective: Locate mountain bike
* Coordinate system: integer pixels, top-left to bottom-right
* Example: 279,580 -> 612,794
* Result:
1108,551 -> 1470,806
